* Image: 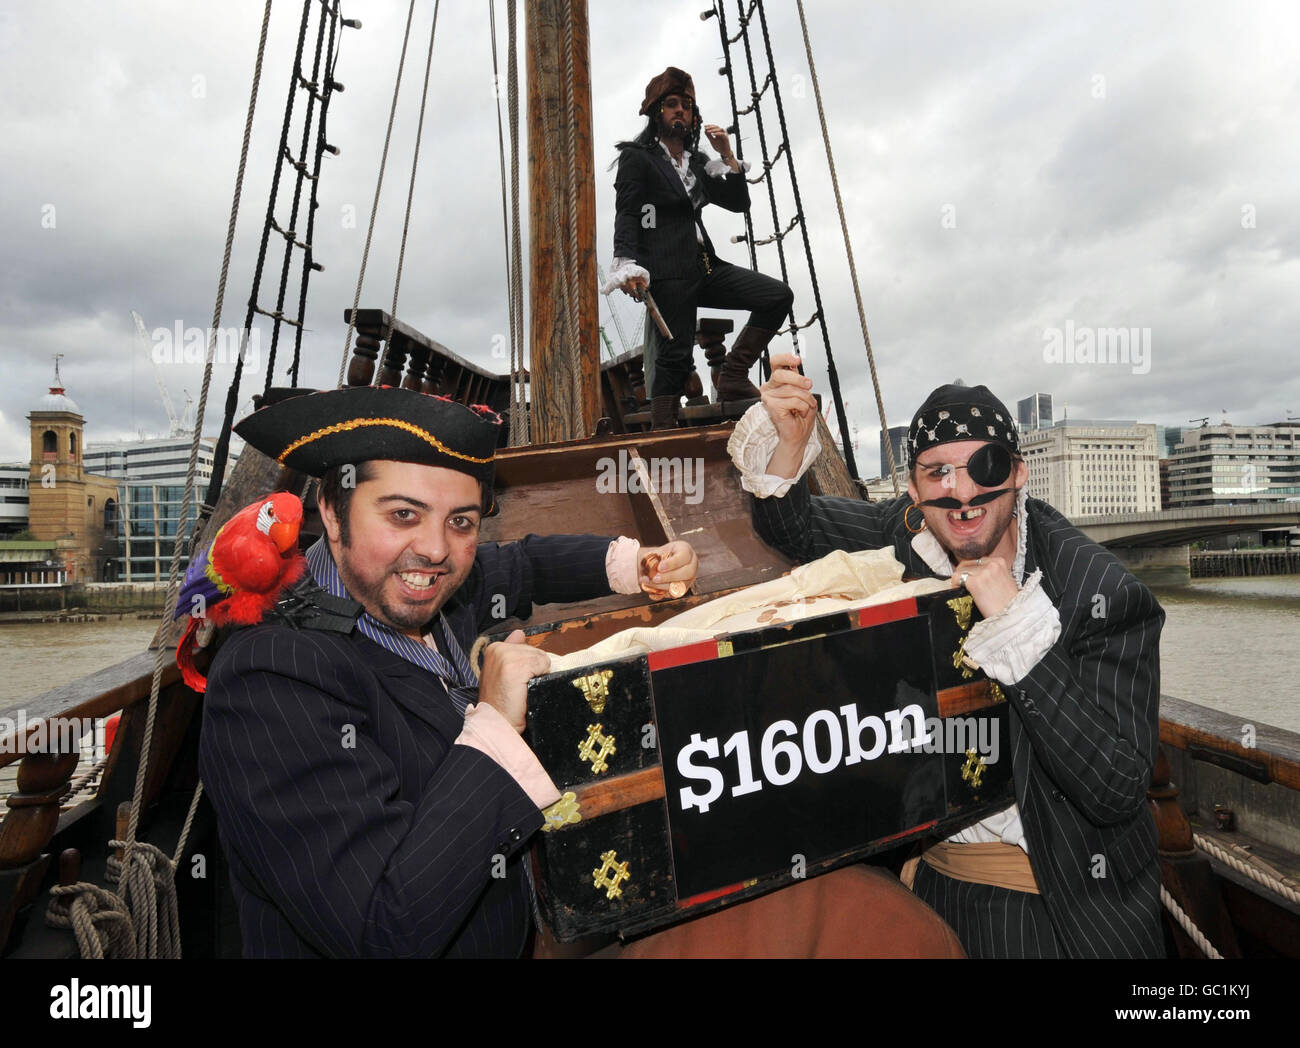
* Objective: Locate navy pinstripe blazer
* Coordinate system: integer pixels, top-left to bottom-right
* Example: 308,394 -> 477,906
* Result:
752,482 -> 1165,958
198,533 -> 614,958
612,142 -> 750,280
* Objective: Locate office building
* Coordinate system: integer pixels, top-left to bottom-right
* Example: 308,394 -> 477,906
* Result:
1166,423 -> 1300,507
879,425 -> 908,478
1017,393 -> 1053,432
1021,419 -> 1161,518
84,437 -> 225,581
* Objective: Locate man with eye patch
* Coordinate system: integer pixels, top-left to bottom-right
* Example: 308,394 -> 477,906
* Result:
727,357 -> 1165,959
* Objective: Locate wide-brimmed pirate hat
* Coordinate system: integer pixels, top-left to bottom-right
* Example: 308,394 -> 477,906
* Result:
640,66 -> 696,116
907,383 -> 1019,469
235,386 -> 501,488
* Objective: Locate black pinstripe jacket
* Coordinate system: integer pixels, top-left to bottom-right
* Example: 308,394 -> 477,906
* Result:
612,142 -> 750,280
752,481 -> 1166,958
198,533 -> 614,958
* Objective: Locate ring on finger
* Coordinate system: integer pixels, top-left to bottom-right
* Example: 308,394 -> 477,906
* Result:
960,572 -> 970,586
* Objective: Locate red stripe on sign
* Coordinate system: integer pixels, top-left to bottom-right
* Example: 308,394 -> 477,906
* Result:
878,819 -> 939,845
856,598 -> 919,630
678,881 -> 752,908
648,640 -> 724,672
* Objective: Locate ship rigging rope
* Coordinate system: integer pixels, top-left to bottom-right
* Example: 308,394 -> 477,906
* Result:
715,0 -> 861,482
753,0 -> 858,483
1159,886 -> 1224,960
206,0 -> 318,513
388,0 -> 441,329
489,0 -> 514,427
560,3 -> 584,420
713,3 -> 758,269
67,0 -> 279,961
506,0 -> 527,442
107,839 -> 182,960
46,883 -> 136,960
291,0 -> 343,386
1156,835 -> 1300,960
264,0 -> 333,395
339,0 -> 420,388
1193,831 -> 1300,905
793,0 -> 898,493
490,0 -> 528,444
723,0 -> 798,346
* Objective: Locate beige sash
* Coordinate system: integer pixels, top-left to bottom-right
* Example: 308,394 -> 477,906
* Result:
901,840 -> 1040,895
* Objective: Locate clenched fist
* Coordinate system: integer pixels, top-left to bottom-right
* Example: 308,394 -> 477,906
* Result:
639,540 -> 699,600
478,629 -> 552,734
760,351 -> 817,478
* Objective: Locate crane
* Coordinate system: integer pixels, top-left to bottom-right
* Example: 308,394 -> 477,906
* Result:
131,310 -> 193,438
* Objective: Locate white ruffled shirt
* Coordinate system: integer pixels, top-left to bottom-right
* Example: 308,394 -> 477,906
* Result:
727,404 -> 1064,853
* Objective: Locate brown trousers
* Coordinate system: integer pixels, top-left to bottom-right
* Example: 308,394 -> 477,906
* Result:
549,865 -> 965,959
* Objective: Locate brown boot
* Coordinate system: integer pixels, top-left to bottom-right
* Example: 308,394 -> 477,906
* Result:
715,325 -> 778,401
684,369 -> 704,401
649,394 -> 679,430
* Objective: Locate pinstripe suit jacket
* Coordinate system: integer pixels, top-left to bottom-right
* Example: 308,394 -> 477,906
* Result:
612,142 -> 750,280
198,533 -> 614,958
752,482 -> 1165,958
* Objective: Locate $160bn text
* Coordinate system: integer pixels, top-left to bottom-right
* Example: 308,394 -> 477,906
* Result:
675,702 -> 932,814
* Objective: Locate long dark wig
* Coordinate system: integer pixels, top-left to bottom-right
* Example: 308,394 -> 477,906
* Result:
612,105 -> 703,165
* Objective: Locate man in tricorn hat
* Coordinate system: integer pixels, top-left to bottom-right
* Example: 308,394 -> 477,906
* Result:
728,356 -> 1165,958
198,386 -> 698,957
605,66 -> 793,429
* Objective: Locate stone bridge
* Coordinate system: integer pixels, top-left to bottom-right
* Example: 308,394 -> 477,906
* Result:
1073,504 -> 1300,584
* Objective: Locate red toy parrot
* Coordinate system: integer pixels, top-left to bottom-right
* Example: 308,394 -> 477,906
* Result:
174,491 -> 307,692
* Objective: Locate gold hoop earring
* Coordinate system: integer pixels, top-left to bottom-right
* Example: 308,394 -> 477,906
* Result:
904,501 -> 927,534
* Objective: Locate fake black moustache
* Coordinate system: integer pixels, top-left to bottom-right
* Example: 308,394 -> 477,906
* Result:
919,487 -> 1015,510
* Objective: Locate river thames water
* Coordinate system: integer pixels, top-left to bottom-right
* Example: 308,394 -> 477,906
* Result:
1,575 -> 1299,731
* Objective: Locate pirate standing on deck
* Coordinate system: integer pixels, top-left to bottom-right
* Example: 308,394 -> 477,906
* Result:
605,66 -> 794,430
198,385 -> 698,957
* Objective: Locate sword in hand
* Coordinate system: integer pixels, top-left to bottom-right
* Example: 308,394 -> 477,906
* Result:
632,287 -> 673,341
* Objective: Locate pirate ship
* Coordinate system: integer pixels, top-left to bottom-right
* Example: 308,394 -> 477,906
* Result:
1,0 -> 1297,959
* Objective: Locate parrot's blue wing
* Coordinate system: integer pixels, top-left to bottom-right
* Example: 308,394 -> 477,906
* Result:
174,542 -> 228,621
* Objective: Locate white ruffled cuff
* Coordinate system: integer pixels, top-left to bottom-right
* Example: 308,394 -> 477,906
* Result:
962,569 -> 1062,685
726,402 -> 823,498
601,258 -> 650,294
704,157 -> 751,178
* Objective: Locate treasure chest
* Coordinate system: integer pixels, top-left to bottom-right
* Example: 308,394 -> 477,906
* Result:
519,584 -> 1013,942
477,425 -> 1014,941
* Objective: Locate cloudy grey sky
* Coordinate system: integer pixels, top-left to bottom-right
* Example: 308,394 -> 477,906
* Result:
2,0 -> 1297,474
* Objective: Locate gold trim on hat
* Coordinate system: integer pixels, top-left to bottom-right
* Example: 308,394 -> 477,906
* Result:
277,416 -> 495,466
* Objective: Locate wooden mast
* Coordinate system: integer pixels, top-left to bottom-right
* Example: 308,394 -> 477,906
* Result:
526,0 -> 599,442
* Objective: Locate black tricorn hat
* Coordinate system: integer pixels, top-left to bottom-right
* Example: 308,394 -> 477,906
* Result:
234,386 -> 501,486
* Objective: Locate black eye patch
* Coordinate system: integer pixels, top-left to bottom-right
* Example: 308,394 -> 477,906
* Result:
967,443 -> 1011,487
